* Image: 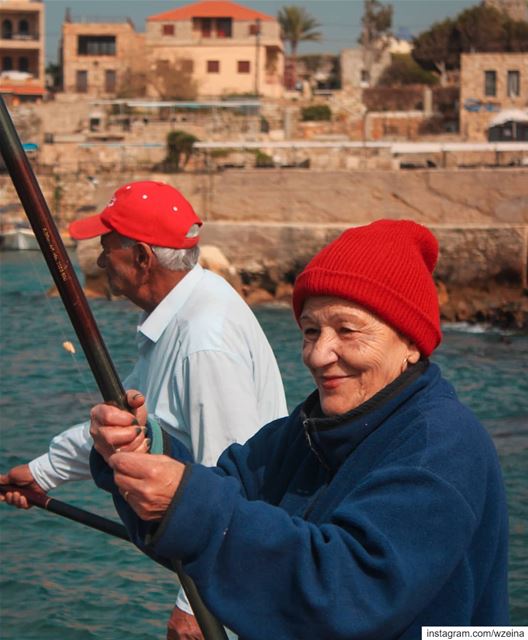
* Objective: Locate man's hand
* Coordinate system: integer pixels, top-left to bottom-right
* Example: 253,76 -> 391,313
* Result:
167,606 -> 204,640
109,452 -> 186,521
0,464 -> 46,509
90,389 -> 149,463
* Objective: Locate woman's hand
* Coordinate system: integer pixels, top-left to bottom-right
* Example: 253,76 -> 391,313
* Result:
109,452 -> 186,521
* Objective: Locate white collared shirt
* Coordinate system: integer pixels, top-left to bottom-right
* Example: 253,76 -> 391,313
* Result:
29,264 -> 287,489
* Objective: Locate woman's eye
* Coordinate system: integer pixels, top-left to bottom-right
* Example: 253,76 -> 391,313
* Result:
338,326 -> 355,335
302,328 -> 319,339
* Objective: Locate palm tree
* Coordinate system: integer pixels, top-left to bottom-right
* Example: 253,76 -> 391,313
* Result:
278,5 -> 322,89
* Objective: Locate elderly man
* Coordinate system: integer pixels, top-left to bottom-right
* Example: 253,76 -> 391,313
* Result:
0,180 -> 287,640
89,220 -> 508,639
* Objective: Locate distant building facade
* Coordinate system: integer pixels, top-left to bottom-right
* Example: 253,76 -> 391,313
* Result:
460,52 -> 528,140
0,0 -> 45,99
145,0 -> 284,98
61,17 -> 144,96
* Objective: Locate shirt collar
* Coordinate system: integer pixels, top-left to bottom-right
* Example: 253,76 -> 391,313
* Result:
138,263 -> 204,343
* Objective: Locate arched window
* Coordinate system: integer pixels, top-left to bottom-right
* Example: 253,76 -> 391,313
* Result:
2,56 -> 13,71
19,56 -> 29,72
19,19 -> 29,35
2,19 -> 13,39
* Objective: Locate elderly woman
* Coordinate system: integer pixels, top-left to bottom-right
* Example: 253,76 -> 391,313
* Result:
90,220 -> 509,639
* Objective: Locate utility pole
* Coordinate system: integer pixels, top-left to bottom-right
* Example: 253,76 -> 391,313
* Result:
254,18 -> 261,96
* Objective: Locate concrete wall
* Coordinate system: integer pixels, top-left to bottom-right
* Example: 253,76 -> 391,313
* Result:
1,168 -> 527,288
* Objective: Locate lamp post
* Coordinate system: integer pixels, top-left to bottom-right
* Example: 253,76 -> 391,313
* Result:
254,18 -> 261,96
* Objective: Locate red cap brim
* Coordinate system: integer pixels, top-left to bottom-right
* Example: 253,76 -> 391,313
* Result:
68,214 -> 112,240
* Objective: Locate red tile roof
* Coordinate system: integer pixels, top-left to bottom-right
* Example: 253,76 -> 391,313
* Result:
148,1 -> 275,22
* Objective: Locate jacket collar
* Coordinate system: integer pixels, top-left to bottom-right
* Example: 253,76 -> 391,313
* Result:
302,360 -> 433,472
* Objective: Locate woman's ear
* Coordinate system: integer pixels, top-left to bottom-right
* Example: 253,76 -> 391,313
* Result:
407,343 -> 421,364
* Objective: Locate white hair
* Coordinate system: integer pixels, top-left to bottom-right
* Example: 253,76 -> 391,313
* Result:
117,223 -> 200,272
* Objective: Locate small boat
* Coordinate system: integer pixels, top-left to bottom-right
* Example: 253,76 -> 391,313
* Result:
0,223 -> 39,250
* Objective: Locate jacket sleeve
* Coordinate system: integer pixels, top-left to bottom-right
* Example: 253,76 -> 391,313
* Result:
145,456 -> 480,640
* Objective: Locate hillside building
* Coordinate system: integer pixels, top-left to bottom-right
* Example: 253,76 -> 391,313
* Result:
460,52 -> 528,140
145,0 -> 283,98
61,16 -> 144,96
0,0 -> 45,100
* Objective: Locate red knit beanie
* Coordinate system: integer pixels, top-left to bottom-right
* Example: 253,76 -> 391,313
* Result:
292,220 -> 442,356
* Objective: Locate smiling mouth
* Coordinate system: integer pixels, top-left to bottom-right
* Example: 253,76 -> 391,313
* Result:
319,376 -> 349,390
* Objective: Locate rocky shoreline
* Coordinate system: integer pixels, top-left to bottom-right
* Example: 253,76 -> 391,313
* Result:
51,239 -> 528,333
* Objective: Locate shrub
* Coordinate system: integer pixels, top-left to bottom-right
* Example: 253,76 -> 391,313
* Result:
301,104 -> 332,121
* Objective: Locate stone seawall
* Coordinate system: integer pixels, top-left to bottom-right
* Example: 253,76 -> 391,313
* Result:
1,168 -> 526,328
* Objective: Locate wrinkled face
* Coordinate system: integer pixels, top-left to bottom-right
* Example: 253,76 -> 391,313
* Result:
300,296 -> 420,416
96,231 -> 136,298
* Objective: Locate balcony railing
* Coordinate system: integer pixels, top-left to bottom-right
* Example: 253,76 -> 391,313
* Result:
2,33 -> 40,41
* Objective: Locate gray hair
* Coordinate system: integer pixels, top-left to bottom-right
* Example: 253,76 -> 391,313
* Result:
117,224 -> 200,272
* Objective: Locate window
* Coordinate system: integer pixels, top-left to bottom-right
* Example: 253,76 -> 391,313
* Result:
193,17 -> 212,38
105,69 -> 116,93
18,19 -> 29,35
18,56 -> 29,72
484,70 -> 496,97
507,70 -> 520,97
238,60 -> 250,74
76,70 -> 88,92
249,23 -> 260,36
78,35 -> 116,56
216,18 -> 232,38
162,24 -> 174,36
207,60 -> 220,73
2,56 -> 13,71
2,19 -> 13,39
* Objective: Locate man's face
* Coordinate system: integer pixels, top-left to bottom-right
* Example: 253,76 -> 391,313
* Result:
96,231 -> 137,298
300,296 -> 417,416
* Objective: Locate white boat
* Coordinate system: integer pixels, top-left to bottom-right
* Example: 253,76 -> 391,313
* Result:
1,226 -> 39,250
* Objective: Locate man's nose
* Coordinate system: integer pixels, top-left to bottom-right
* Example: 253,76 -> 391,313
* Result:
96,252 -> 106,269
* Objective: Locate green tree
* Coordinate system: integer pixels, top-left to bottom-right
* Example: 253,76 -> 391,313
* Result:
412,18 -> 458,86
377,53 -> 439,86
358,0 -> 393,82
412,4 -> 528,81
164,130 -> 199,172
278,5 -> 322,88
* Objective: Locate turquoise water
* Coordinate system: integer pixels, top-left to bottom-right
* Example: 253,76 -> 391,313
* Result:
0,250 -> 527,637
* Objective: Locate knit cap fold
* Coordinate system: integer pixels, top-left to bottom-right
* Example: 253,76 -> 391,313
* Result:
292,220 -> 442,356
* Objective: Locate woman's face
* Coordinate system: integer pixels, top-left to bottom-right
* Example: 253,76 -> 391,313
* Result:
300,296 -> 420,416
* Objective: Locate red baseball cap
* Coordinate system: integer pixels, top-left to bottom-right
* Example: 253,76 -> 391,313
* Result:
69,181 -> 202,249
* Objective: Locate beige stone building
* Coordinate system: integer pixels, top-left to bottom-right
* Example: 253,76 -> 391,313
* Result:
61,17 -> 144,96
0,0 -> 45,99
460,52 -> 528,140
145,0 -> 284,99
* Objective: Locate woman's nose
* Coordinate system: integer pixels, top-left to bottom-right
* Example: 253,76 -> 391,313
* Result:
96,252 -> 106,269
304,333 -> 339,369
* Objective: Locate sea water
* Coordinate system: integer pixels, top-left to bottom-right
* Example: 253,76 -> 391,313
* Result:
0,251 -> 527,637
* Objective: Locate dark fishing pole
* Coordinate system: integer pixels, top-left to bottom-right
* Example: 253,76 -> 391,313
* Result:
0,96 -> 228,640
0,483 -> 130,541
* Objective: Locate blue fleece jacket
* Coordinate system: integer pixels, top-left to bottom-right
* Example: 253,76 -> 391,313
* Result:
92,362 -> 509,639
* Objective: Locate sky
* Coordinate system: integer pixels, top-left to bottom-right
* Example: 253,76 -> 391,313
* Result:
43,0 -> 479,64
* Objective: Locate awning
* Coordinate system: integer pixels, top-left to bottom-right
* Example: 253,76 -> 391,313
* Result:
0,84 -> 46,96
489,109 -> 528,127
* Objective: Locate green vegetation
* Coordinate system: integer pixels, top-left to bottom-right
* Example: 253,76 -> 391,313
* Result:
301,104 -> 332,122
378,54 -> 439,86
412,4 -> 528,83
165,130 -> 199,172
278,5 -> 322,87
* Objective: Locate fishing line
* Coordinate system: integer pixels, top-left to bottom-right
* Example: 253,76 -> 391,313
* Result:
25,249 -> 96,400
